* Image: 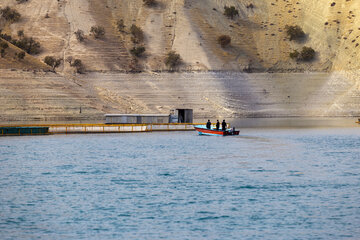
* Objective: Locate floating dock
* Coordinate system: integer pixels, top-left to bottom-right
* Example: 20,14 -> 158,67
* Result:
0,123 -> 198,136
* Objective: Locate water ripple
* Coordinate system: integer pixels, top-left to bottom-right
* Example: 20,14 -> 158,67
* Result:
0,129 -> 359,239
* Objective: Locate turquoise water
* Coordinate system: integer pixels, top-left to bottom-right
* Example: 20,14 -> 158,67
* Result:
0,127 -> 359,239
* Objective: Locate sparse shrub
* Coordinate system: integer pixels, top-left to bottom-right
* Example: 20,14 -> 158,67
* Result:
74,29 -> 85,42
143,0 -> 156,6
0,6 -> 21,23
290,47 -> 315,61
17,30 -> 24,38
44,56 -> 62,70
0,41 -> 9,50
11,36 -> 41,55
116,19 -> 125,32
90,26 -> 105,39
0,32 -> 12,41
16,0 -> 28,3
1,30 -> 40,54
66,56 -> 73,65
0,40 -> 7,58
224,6 -> 238,19
217,35 -> 231,47
16,51 -> 25,60
246,3 -> 254,9
45,13 -> 50,18
165,51 -> 181,69
285,25 -> 305,41
72,59 -> 82,68
299,46 -> 315,61
130,24 -> 144,43
130,46 -> 146,57
71,59 -> 85,73
289,49 -> 299,59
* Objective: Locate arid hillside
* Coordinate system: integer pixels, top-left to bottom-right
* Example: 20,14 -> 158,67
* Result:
1,0 -> 359,72
0,0 -> 359,122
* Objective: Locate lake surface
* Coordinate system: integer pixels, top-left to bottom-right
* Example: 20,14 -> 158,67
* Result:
0,126 -> 359,239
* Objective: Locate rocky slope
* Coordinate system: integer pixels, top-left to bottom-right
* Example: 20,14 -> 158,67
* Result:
2,0 -> 359,71
0,0 -> 359,122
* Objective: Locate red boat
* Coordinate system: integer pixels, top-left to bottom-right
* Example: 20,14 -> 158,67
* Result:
194,125 -> 240,136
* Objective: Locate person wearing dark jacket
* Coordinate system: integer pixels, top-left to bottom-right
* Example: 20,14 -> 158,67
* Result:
206,120 -> 211,129
216,120 -> 220,130
222,120 -> 227,131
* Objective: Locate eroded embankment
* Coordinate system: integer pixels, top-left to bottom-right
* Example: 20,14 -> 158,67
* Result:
1,70 -> 359,123
83,71 -> 360,118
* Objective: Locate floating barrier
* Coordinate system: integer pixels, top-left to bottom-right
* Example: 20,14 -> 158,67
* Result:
0,123 -> 199,136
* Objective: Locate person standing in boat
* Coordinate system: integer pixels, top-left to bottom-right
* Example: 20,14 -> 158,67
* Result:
222,120 -> 227,131
216,120 -> 220,130
206,120 -> 211,129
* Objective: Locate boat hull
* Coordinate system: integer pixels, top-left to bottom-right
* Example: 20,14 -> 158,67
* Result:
194,126 -> 239,136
